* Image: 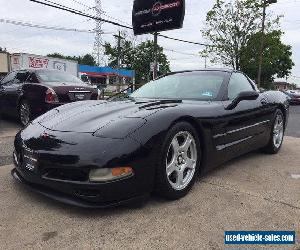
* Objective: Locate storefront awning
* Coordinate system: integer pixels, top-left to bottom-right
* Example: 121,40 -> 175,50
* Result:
79,65 -> 135,78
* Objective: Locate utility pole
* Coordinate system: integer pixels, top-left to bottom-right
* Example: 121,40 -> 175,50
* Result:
153,32 -> 158,80
257,0 -> 277,88
113,31 -> 124,89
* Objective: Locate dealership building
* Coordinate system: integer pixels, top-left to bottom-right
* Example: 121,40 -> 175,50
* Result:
0,51 -> 10,78
79,64 -> 135,86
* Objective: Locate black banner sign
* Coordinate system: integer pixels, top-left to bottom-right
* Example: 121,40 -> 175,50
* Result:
132,0 -> 185,35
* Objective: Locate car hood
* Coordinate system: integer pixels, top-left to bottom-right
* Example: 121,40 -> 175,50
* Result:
35,99 -> 181,133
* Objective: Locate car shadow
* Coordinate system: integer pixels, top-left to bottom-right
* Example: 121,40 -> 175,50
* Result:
197,150 -> 259,180
11,150 -> 264,217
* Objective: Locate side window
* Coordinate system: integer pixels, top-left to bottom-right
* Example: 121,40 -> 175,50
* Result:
15,72 -> 30,84
0,72 -> 17,85
228,73 -> 254,100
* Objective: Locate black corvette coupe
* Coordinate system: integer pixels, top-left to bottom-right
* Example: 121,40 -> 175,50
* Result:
12,69 -> 289,207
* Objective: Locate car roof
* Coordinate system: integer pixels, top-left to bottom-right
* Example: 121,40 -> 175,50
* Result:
167,68 -> 237,75
163,68 -> 243,78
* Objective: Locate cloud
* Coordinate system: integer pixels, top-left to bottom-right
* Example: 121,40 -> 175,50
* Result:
0,0 -> 298,82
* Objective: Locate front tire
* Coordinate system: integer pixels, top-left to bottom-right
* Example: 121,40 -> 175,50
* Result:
19,100 -> 31,127
263,109 -> 285,154
155,122 -> 201,200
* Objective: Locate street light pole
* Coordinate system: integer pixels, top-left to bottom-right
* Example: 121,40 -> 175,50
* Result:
257,0 -> 277,88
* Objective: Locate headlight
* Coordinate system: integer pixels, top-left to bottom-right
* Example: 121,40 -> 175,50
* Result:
89,167 -> 133,182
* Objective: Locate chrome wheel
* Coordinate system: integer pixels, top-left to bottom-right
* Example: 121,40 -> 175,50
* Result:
20,102 -> 30,126
166,131 -> 197,191
273,113 -> 284,148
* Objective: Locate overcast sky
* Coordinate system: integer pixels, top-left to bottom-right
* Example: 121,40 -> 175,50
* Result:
0,0 -> 300,86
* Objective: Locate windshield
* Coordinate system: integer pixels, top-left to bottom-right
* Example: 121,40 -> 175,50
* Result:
130,71 -> 227,100
37,70 -> 83,84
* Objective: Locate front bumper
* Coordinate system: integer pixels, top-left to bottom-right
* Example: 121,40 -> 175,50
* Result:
12,123 -> 156,208
11,168 -> 147,208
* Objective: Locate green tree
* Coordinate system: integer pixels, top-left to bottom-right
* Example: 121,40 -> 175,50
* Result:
47,53 -> 66,59
104,34 -> 170,83
80,54 -> 96,66
240,30 -> 294,88
104,39 -> 136,70
134,40 -> 170,83
200,0 -> 280,69
47,53 -> 96,66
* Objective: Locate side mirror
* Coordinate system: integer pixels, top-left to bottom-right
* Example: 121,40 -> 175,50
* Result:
226,91 -> 259,110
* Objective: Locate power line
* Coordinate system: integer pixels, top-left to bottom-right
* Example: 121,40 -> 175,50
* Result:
32,0 -> 132,29
159,34 -> 213,47
29,0 -> 213,47
70,0 -> 93,10
0,18 -> 103,34
164,48 -> 201,57
70,0 -> 132,26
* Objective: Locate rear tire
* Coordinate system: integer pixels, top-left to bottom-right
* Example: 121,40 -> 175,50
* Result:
263,109 -> 285,154
155,122 -> 201,200
19,100 -> 31,127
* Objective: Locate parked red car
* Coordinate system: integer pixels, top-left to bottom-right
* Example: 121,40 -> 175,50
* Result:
0,69 -> 100,126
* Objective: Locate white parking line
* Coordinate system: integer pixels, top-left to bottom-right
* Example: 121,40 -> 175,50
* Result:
291,174 -> 300,180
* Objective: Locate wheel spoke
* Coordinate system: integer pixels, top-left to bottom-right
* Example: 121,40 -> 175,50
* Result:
176,170 -> 184,186
171,138 -> 180,152
185,157 -> 196,170
181,134 -> 193,152
166,159 -> 177,176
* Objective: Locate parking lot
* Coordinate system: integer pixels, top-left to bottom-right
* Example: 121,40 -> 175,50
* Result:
0,106 -> 300,249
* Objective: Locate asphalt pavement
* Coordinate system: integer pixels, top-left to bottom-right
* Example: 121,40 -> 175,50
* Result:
0,137 -> 299,249
286,105 -> 300,138
0,116 -> 20,167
